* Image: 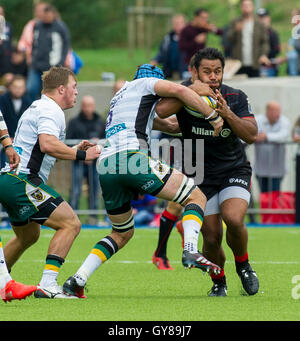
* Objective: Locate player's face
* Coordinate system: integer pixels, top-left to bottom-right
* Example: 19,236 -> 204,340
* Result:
196,59 -> 223,91
63,76 -> 78,109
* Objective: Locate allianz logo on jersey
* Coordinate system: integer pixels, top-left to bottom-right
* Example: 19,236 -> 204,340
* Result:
106,123 -> 126,138
192,126 -> 232,138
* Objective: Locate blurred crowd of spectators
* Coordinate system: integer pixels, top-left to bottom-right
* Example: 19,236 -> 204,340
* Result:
150,0 -> 300,79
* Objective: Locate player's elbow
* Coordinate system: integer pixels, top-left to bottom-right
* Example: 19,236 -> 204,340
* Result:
244,133 -> 257,144
155,102 -> 171,118
39,134 -> 56,154
39,143 -> 53,154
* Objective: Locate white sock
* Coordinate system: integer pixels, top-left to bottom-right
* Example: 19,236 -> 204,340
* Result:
39,270 -> 58,288
75,253 -> 103,285
0,237 -> 12,288
74,236 -> 118,285
183,219 -> 201,254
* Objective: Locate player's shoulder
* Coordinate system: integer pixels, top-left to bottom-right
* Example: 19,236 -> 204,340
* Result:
181,79 -> 192,87
221,83 -> 246,98
40,95 -> 63,113
221,83 -> 250,107
131,77 -> 158,91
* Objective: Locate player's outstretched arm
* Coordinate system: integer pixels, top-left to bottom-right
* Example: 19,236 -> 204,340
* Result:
155,80 -> 216,119
154,80 -> 223,136
39,134 -> 101,161
154,80 -> 213,119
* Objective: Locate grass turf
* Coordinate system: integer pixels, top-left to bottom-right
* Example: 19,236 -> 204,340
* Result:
0,227 -> 299,321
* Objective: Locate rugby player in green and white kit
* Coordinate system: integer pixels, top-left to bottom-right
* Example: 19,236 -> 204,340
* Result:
0,66 -> 101,299
63,64 -> 224,298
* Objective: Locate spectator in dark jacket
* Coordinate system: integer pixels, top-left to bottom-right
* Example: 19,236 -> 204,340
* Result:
0,6 -> 13,78
2,46 -> 28,86
26,4 -> 70,102
257,8 -> 280,76
0,74 -> 31,170
0,75 -> 31,139
66,95 -> 106,224
150,14 -> 186,79
179,8 -> 223,71
227,0 -> 270,77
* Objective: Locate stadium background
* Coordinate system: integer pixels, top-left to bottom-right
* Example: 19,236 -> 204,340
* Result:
0,0 -> 299,323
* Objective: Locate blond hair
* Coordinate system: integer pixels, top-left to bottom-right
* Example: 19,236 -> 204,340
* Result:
42,66 -> 76,93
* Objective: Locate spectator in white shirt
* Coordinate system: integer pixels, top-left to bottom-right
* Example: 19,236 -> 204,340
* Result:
254,100 -> 290,192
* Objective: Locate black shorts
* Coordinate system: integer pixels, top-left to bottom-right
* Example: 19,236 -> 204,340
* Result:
198,162 -> 252,201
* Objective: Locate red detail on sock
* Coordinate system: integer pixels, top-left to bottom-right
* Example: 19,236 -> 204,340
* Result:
162,210 -> 178,222
210,268 -> 225,280
234,253 -> 249,263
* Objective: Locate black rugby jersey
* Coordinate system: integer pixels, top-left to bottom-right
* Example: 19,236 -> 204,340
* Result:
176,80 -> 254,177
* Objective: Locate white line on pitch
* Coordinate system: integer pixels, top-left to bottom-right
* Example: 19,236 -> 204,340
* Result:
16,259 -> 300,265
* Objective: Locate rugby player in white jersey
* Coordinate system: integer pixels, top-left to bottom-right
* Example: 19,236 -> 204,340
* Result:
0,14 -> 37,303
62,64 -> 224,298
0,66 -> 101,299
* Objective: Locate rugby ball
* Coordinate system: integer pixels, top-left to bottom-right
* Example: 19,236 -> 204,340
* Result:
184,95 -> 217,118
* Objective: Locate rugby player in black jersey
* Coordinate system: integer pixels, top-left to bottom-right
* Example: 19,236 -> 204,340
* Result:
152,47 -> 259,296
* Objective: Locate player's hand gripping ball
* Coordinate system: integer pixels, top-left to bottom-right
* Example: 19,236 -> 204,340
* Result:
184,95 -> 217,118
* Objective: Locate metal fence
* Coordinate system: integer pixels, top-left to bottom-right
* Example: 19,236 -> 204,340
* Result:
0,139 -> 299,224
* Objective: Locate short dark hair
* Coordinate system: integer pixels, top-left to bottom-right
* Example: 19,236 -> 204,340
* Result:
194,8 -> 207,16
7,74 -> 26,88
193,47 -> 225,70
44,4 -> 56,13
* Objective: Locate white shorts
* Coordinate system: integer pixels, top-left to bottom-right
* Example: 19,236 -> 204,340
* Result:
204,186 -> 251,216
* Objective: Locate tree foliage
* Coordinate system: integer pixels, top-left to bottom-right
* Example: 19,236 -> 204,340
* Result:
0,0 -> 297,49
1,0 -> 131,48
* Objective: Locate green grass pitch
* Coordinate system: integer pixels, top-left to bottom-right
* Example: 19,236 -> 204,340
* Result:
0,226 -> 299,321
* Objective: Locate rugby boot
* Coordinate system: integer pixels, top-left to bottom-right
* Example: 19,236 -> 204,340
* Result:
182,250 -> 221,274
237,263 -> 259,295
208,283 -> 228,297
152,252 -> 174,270
34,282 -> 78,299
1,280 -> 37,303
63,276 -> 87,298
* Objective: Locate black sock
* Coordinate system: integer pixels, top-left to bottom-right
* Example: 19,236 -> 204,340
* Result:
155,210 -> 178,257
234,253 -> 249,273
212,275 -> 227,286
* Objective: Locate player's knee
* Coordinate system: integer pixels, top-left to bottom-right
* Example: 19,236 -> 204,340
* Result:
111,228 -> 134,248
202,229 -> 222,249
182,186 -> 207,209
222,213 -> 244,230
70,216 -> 82,236
61,215 -> 81,236
167,201 -> 182,216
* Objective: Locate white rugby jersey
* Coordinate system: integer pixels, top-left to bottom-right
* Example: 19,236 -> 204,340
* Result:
100,77 -> 160,160
1,94 -> 66,182
0,110 -> 8,130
